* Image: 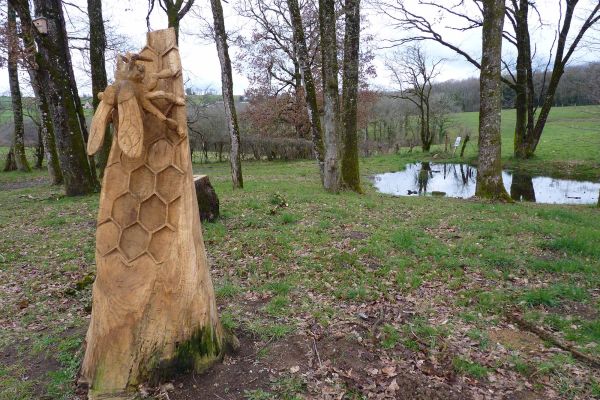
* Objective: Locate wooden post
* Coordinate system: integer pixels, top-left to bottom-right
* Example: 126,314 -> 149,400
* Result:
81,28 -> 224,399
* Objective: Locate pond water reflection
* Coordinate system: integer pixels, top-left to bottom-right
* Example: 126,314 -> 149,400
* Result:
372,163 -> 600,204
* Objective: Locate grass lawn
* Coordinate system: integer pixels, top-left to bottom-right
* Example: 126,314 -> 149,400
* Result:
1,149 -> 599,399
449,105 -> 600,180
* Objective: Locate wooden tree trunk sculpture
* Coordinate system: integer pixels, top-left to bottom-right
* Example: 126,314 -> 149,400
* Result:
81,28 -> 224,399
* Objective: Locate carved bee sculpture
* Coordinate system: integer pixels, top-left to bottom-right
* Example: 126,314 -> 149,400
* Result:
87,52 -> 186,159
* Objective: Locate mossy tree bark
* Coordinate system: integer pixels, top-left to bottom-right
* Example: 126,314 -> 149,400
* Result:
341,0 -> 362,193
88,0 -> 112,179
11,0 -> 63,184
319,0 -> 342,193
3,148 -> 16,172
31,77 -> 63,184
287,0 -> 326,181
210,0 -> 244,189
11,0 -> 97,194
476,0 -> 510,201
34,126 -> 44,169
6,2 -> 30,172
81,29 -> 224,400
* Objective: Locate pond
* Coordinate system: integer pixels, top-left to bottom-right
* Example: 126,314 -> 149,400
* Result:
372,163 -> 600,205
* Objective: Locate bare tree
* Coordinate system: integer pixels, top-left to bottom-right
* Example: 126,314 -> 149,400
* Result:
11,0 -> 98,195
146,0 -> 195,42
5,2 -> 30,172
476,0 -> 510,200
87,0 -> 112,178
210,0 -> 244,188
386,44 -> 441,152
379,0 -> 600,159
341,0 -> 362,192
319,0 -> 341,192
287,0 -> 325,180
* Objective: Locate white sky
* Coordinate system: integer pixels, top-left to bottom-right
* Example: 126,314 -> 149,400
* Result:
0,0 -> 598,96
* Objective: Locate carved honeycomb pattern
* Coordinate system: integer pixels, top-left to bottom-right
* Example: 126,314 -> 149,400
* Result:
97,132 -> 185,265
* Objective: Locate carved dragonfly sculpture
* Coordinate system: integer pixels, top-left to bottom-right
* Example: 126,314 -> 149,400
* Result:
87,52 -> 186,159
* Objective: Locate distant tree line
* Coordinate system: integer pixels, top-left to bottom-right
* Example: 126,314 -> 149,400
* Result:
437,62 -> 600,112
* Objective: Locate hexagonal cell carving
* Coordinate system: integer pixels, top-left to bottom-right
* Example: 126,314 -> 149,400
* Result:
156,167 -> 183,202
139,195 -> 167,231
102,164 -> 128,200
130,166 -> 155,200
119,223 -> 149,261
172,143 -> 185,172
147,139 -> 173,172
165,126 -> 183,146
120,151 -> 145,172
167,197 -> 181,228
96,221 -> 120,255
112,193 -> 139,228
148,226 -> 174,263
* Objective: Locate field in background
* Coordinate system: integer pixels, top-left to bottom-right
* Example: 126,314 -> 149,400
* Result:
451,105 -> 600,163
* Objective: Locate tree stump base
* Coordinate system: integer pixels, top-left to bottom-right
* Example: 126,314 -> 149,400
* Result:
194,175 -> 219,222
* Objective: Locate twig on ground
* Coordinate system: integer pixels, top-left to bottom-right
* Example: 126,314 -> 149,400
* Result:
311,334 -> 322,367
507,311 -> 600,370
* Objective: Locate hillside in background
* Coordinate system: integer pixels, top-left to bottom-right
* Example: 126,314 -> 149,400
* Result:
0,94 -> 245,146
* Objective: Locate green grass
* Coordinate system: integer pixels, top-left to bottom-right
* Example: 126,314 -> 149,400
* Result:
1,110 -> 599,397
452,356 -> 490,379
448,105 -> 600,180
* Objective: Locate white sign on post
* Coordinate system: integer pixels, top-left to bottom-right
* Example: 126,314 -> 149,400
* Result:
454,136 -> 462,148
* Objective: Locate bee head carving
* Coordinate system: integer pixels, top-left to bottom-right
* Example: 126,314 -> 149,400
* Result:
116,52 -> 153,83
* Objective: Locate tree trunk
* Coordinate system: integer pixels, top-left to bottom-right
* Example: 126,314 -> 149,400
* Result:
19,0 -> 98,195
287,0 -> 325,180
194,175 -> 220,222
475,0 -> 510,201
32,75 -> 63,184
210,0 -> 244,189
512,0 -> 538,160
81,29 -> 225,399
35,126 -> 44,169
341,0 -> 362,193
3,148 -> 16,172
6,2 -> 31,172
16,1 -> 63,185
167,8 -> 180,43
319,0 -> 342,192
88,0 -> 112,179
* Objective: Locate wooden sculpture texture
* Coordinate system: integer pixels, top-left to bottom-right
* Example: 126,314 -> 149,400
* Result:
81,29 -> 223,399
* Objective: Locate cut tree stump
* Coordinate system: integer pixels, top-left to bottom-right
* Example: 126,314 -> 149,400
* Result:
81,28 -> 224,400
194,175 -> 219,222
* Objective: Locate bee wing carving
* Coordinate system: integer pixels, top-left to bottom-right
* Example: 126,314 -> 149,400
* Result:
116,85 -> 144,159
87,85 -> 116,156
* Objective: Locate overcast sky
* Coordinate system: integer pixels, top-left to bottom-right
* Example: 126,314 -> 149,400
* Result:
0,0 -> 598,96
